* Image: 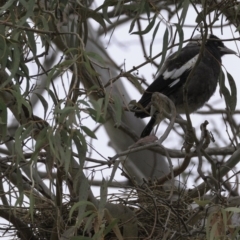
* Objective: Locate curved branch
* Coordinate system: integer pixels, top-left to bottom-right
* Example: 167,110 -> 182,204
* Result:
189,147 -> 240,198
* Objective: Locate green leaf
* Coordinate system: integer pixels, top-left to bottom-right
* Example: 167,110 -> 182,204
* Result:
129,18 -> 137,34
108,160 -> 120,184
38,15 -> 49,32
194,199 -> 211,207
58,59 -> 75,68
86,107 -> 105,123
10,44 -> 21,79
226,71 -> 237,112
225,207 -> 240,213
210,220 -> 218,240
32,127 -> 48,160
54,129 -> 72,170
46,67 -> 59,90
62,149 -> 72,173
69,200 -> 95,222
55,106 -> 75,124
139,0 -> 147,15
234,3 -> 240,19
219,69 -> 236,112
45,88 -> 58,106
179,0 -> 190,25
128,1 -> 146,33
14,126 -> 24,160
103,218 -> 119,236
195,6 -> 213,24
144,0 -> 151,19
0,0 -> 16,14
221,208 -> 227,234
83,212 -> 97,235
92,225 -> 105,240
88,85 -> 99,91
83,61 -> 99,76
150,20 -> 161,57
0,98 -> 7,141
15,191 -> 24,208
90,99 -> 104,122
114,0 -> 123,17
174,23 -> 184,55
231,226 -> 240,239
81,126 -> 97,139
29,191 -> 35,221
80,7 -> 106,32
125,72 -> 143,93
132,14 -> 157,35
18,0 -> 35,26
34,93 -> 49,119
72,130 -> 87,164
86,51 -> 105,66
14,165 -> 24,207
78,99 -> 90,107
21,124 -> 34,141
98,178 -> 107,217
0,24 -> 7,65
48,128 -> 60,160
157,28 -> 169,73
18,60 -> 30,80
113,95 -> 122,126
102,0 -> 112,24
0,35 -> 7,59
103,91 -> 110,119
24,23 -> 37,56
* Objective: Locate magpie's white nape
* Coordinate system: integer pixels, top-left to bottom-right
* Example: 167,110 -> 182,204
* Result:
133,34 -> 236,138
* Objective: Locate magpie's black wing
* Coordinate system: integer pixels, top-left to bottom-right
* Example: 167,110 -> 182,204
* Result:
135,45 -> 200,118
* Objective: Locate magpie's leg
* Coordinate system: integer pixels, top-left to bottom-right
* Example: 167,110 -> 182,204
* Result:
140,112 -> 157,138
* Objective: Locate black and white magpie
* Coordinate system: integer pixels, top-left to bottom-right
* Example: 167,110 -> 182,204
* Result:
134,34 -> 236,138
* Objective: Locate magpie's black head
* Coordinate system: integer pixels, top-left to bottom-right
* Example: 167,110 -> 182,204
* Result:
190,34 -> 236,57
207,34 -> 236,56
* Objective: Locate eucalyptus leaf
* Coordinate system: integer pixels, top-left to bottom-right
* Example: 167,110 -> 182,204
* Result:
113,95 -> 122,126
150,20 -> 161,58
226,71 -> 237,112
81,125 -> 97,139
132,14 -> 157,35
157,28 -> 169,73
35,93 -> 49,119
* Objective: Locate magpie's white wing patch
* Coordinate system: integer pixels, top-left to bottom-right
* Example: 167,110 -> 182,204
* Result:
168,78 -> 180,88
162,54 -> 199,80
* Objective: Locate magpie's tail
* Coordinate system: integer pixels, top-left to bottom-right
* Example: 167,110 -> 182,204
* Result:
140,113 -> 157,138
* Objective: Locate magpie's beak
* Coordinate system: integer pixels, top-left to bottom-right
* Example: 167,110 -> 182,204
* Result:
219,46 -> 236,55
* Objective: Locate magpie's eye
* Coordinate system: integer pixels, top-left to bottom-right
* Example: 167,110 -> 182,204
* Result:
213,41 -> 220,47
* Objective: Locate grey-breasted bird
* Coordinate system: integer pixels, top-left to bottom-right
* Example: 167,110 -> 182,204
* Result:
134,34 -> 236,138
